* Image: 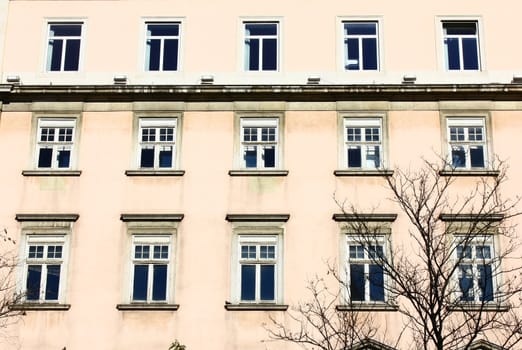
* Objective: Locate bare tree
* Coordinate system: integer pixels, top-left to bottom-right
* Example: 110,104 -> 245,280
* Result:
0,228 -> 25,331
267,160 -> 522,350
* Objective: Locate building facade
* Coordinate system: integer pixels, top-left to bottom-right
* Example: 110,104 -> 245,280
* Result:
1,0 -> 522,349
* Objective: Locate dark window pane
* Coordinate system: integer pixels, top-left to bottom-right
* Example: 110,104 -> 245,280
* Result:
132,265 -> 149,301
367,146 -> 380,168
262,38 -> 277,71
140,148 -> 155,168
152,265 -> 167,301
64,39 -> 80,71
48,40 -> 63,71
241,265 -> 256,301
260,265 -> 275,301
362,38 -> 377,70
479,264 -> 494,301
38,148 -> 53,168
26,265 -> 42,300
148,24 -> 179,36
163,39 -> 179,71
245,148 -> 257,168
350,264 -> 365,301
263,146 -> 275,168
246,23 -> 277,36
445,23 -> 476,35
159,149 -> 173,168
451,147 -> 466,168
346,39 -> 359,70
57,150 -> 70,168
50,24 -> 81,36
369,264 -> 385,301
246,39 -> 259,70
459,264 -> 474,301
470,146 -> 484,167
346,23 -> 376,35
45,265 -> 61,300
462,38 -> 479,70
348,147 -> 362,167
446,38 -> 461,70
147,39 -> 161,71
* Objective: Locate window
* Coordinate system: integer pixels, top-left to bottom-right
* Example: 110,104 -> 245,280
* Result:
15,213 -> 77,309
443,21 -> 480,71
447,118 -> 487,169
118,214 -> 182,309
145,22 -> 180,71
344,118 -> 382,169
36,119 -> 76,169
455,236 -> 495,303
46,23 -> 82,72
240,118 -> 279,169
138,118 -> 177,169
226,214 -> 288,309
131,235 -> 171,302
244,22 -> 278,71
343,21 -> 379,71
347,236 -> 386,302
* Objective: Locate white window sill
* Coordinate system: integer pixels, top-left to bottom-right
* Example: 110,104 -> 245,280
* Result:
22,170 -> 82,176
448,303 -> 509,312
336,303 -> 398,312
439,169 -> 500,177
228,169 -> 289,176
334,169 -> 394,177
224,303 -> 288,311
116,303 -> 179,311
9,303 -> 71,311
125,169 -> 185,176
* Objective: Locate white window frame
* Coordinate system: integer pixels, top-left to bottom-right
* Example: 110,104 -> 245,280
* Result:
243,21 -> 279,72
137,118 -> 178,169
442,21 -> 480,71
345,235 -> 388,303
239,117 -> 280,170
344,118 -> 383,169
446,117 -> 487,169
144,22 -> 181,72
45,22 -> 84,72
35,118 -> 77,170
130,235 -> 172,303
454,235 -> 497,303
342,21 -> 380,71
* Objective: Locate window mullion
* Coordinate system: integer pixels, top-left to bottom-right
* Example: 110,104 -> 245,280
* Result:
159,39 -> 165,71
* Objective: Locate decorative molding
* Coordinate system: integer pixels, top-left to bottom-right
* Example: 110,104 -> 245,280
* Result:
22,170 -> 82,177
125,170 -> 185,176
116,303 -> 179,311
120,214 -> 184,222
9,303 -> 71,311
228,170 -> 289,176
224,303 -> 288,311
439,214 -> 504,222
225,214 -> 290,222
333,213 -> 397,222
334,169 -> 394,177
15,214 -> 79,222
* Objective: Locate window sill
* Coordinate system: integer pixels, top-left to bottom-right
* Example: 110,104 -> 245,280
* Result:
116,303 -> 180,311
22,170 -> 82,177
224,303 -> 288,311
9,303 -> 71,311
125,170 -> 185,176
228,170 -> 289,177
439,169 -> 500,177
448,303 -> 509,312
334,169 -> 394,177
336,303 -> 398,312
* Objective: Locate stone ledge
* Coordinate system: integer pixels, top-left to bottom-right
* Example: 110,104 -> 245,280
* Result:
228,170 -> 289,176
334,169 -> 394,177
22,170 -> 82,177
224,304 -> 288,311
116,303 -> 179,311
125,170 -> 185,176
336,303 -> 399,312
9,303 -> 71,311
448,303 -> 509,312
333,213 -> 397,222
120,214 -> 184,222
439,170 -> 500,177
15,214 -> 79,222
225,214 -> 290,222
